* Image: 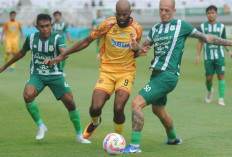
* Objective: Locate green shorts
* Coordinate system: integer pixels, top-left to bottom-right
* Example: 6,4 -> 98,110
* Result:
204,59 -> 225,76
139,70 -> 178,106
26,74 -> 71,100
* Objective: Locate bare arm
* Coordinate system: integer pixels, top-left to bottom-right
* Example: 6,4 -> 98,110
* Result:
134,39 -> 152,58
191,31 -> 232,46
195,40 -> 203,66
65,32 -> 73,44
20,29 -> 25,41
0,49 -> 27,72
224,46 -> 232,57
1,29 -> 5,44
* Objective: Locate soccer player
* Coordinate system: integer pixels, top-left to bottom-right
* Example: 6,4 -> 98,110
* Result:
1,11 -> 25,71
123,0 -> 232,153
91,10 -> 105,59
52,11 -> 73,71
0,14 -> 90,144
195,5 -> 232,106
45,0 -> 146,139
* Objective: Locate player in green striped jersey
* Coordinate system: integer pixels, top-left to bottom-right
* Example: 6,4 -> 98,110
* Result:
195,5 -> 232,106
0,14 -> 90,144
91,10 -> 105,59
52,11 -> 73,73
124,0 -> 232,153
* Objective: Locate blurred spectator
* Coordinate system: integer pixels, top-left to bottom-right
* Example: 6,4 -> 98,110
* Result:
99,0 -> 103,6
132,1 -> 135,7
84,2 -> 89,9
92,0 -> 96,7
223,4 -> 229,14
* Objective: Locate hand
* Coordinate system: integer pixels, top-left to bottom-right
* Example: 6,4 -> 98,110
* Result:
129,33 -> 139,51
44,55 -> 68,68
195,56 -> 199,66
138,46 -> 151,56
228,51 -> 232,58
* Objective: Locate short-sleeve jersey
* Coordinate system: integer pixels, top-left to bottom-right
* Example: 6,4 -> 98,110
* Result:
92,16 -> 105,30
3,21 -> 22,44
147,19 -> 196,75
23,32 -> 66,75
199,22 -> 226,60
91,17 -> 143,73
52,22 -> 68,37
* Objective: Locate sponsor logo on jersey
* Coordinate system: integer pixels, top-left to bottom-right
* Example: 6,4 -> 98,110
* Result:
110,38 -> 130,49
170,25 -> 175,31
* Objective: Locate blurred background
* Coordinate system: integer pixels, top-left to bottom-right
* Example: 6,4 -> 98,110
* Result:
0,0 -> 232,38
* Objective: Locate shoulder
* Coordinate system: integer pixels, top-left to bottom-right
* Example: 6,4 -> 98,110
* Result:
131,19 -> 143,30
3,21 -> 10,26
101,17 -> 117,26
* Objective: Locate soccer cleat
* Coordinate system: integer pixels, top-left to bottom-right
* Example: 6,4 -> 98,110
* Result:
36,124 -> 47,140
218,98 -> 225,106
205,88 -> 214,103
123,144 -> 142,154
165,137 -> 182,145
76,136 -> 91,144
83,117 -> 101,139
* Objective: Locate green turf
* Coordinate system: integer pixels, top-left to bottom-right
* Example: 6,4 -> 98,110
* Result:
0,38 -> 232,157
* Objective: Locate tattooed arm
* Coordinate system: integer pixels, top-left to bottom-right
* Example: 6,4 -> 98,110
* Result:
191,31 -> 232,46
131,39 -> 152,58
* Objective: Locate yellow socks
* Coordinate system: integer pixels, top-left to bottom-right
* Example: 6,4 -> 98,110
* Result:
91,116 -> 100,126
114,122 -> 125,135
4,54 -> 10,63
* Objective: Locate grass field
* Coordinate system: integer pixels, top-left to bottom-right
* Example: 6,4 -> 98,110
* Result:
0,38 -> 232,157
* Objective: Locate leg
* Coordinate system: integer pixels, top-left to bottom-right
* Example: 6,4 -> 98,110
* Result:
83,89 -> 110,139
113,89 -> 130,135
60,92 -> 91,143
217,74 -> 226,105
205,75 -> 214,103
11,53 -> 16,70
4,52 -> 10,64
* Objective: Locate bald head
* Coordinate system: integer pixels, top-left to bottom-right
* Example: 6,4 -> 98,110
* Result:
160,0 -> 175,9
116,0 -> 131,12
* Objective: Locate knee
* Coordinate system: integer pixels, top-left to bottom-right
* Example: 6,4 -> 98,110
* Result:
23,90 -> 35,103
89,104 -> 102,116
66,99 -> 76,111
114,105 -> 124,114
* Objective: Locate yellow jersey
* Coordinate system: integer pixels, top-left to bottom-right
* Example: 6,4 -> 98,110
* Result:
3,21 -> 22,44
91,17 -> 143,73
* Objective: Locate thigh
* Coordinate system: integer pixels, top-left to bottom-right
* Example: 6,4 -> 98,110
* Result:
5,43 -> 12,53
26,74 -> 45,95
204,60 -> 214,76
139,71 -> 177,106
115,72 -> 135,95
114,89 -> 130,108
12,42 -> 19,54
94,72 -> 115,95
214,58 -> 225,75
47,75 -> 71,100
91,89 -> 110,110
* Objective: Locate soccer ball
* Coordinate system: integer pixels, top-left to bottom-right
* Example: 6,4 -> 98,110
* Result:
103,133 -> 126,155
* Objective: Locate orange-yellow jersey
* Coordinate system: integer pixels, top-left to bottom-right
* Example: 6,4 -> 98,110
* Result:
91,17 -> 143,73
3,21 -> 22,44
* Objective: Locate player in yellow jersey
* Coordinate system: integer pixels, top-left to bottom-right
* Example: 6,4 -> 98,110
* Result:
1,11 -> 25,71
45,0 -> 150,139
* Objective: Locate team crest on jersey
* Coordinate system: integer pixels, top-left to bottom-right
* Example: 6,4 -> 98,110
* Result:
49,45 -> 54,51
121,32 -> 126,38
217,28 -> 220,32
33,45 -> 37,48
170,25 -> 175,31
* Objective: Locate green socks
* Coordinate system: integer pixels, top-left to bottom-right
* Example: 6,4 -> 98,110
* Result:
131,131 -> 142,145
26,101 -> 43,126
68,109 -> 82,135
218,80 -> 225,98
166,128 -> 177,140
206,81 -> 213,92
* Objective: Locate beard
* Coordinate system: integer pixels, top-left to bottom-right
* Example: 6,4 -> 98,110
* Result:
117,16 -> 131,28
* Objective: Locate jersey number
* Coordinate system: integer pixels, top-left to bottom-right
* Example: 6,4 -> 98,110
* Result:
124,79 -> 129,86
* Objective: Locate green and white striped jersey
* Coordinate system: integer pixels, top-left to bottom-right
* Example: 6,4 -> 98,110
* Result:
147,19 -> 196,75
52,22 -> 68,37
23,32 -> 66,75
92,16 -> 105,29
199,22 -> 226,60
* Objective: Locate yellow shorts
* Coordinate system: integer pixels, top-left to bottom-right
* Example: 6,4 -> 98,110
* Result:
94,71 -> 136,95
6,42 -> 19,54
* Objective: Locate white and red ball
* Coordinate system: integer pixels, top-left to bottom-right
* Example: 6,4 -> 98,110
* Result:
103,133 -> 126,155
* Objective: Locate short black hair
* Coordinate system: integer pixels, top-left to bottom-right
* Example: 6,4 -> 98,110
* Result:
53,11 -> 62,16
36,13 -> 52,25
206,5 -> 217,13
10,11 -> 16,15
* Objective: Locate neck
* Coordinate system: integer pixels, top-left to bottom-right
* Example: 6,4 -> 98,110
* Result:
208,20 -> 216,24
162,18 -> 173,24
55,20 -> 60,23
10,19 -> 15,21
39,33 -> 50,41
